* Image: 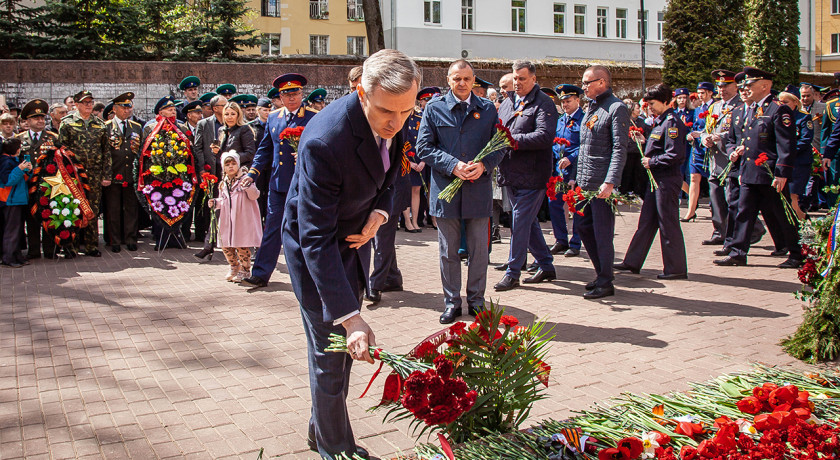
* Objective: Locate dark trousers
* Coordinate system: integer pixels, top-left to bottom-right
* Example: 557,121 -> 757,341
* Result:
299,303 -> 357,460
578,197 -> 616,288
369,209 -> 402,291
23,205 -> 43,256
80,180 -> 102,252
548,196 -> 581,249
723,177 -> 768,250
193,188 -> 209,241
622,174 -> 687,275
505,187 -> 553,279
708,177 -> 727,238
251,188 -> 286,281
104,184 -> 139,245
438,216 -> 490,310
2,205 -> 24,264
729,183 -> 800,259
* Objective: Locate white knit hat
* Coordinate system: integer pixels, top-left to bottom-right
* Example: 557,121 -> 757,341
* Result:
220,150 -> 240,168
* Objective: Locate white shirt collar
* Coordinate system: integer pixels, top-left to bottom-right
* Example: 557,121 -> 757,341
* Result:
454,93 -> 472,105
371,128 -> 392,150
29,129 -> 43,138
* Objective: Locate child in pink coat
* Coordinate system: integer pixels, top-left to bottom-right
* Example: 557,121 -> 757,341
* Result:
209,151 -> 263,282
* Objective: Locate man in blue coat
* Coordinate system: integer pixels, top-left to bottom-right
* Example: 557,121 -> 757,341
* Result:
240,73 -> 318,288
416,59 -> 503,324
281,49 -> 420,460
549,84 -> 584,257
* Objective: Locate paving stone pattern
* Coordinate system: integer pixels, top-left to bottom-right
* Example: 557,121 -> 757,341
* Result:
0,208 -> 819,459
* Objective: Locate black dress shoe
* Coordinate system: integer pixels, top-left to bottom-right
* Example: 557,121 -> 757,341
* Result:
468,305 -> 483,316
494,275 -> 520,291
439,306 -> 460,324
85,249 -> 102,257
713,248 -> 730,256
749,231 -> 766,245
770,248 -> 789,257
613,262 -> 640,274
381,284 -> 403,292
584,285 -> 615,299
657,273 -> 688,280
564,248 -> 580,257
714,255 -> 747,266
126,243 -> 138,251
778,258 -> 803,269
494,263 -> 508,271
585,279 -> 598,290
365,289 -> 381,303
526,261 -> 539,273
702,236 -> 724,245
193,248 -> 213,261
550,241 -> 569,255
240,276 -> 267,288
111,245 -> 121,253
523,269 -> 556,284
308,436 -> 370,459
1,261 -> 23,268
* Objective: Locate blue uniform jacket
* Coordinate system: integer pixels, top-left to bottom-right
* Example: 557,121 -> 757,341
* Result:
416,92 -> 501,219
795,110 -> 815,167
690,101 -> 712,165
248,105 -> 317,193
553,107 -> 583,181
281,93 -> 401,323
644,108 -> 687,177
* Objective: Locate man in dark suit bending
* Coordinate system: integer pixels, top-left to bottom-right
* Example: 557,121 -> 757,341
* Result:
281,49 -> 421,460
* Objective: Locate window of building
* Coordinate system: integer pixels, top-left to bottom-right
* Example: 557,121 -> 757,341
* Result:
833,0 -> 840,15
261,33 -> 281,55
462,0 -> 474,30
347,0 -> 363,20
511,0 -> 526,32
615,8 -> 626,39
596,7 -> 607,38
638,9 -> 648,39
657,10 -> 665,40
261,0 -> 280,17
310,35 -> 329,54
347,36 -> 365,55
424,0 -> 441,24
574,5 -> 585,35
310,0 -> 328,19
833,33 -> 840,54
553,3 -> 565,34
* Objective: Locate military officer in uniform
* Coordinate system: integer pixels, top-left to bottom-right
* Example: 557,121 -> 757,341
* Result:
240,73 -> 318,288
268,88 -> 283,110
103,92 -> 143,252
615,83 -> 688,279
799,83 -> 826,211
248,97 -> 272,222
231,94 -> 259,122
16,99 -> 59,259
199,92 -> 216,119
176,76 -> 201,122
182,101 -> 203,142
716,67 -> 801,269
548,84 -> 584,257
58,90 -> 111,257
472,77 -> 491,99
821,74 -> 840,204
305,88 -> 327,111
215,84 -> 237,98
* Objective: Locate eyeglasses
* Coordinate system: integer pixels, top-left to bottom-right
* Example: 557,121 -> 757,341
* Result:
581,78 -> 603,87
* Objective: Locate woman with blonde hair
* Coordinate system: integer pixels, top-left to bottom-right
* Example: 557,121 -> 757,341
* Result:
211,101 -> 256,168
778,90 -> 814,220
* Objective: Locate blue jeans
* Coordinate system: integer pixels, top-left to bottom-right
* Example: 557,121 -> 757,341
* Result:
548,197 -> 581,249
505,187 -> 553,279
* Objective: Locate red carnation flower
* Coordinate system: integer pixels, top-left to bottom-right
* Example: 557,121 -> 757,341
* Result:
151,180 -> 162,187
46,164 -> 56,174
679,446 -> 698,460
755,153 -> 769,167
204,164 -> 211,171
41,209 -> 51,219
449,322 -> 467,336
173,178 -> 184,186
114,174 -> 123,181
39,196 -> 49,206
122,182 -> 128,188
499,315 -> 519,328
59,230 -> 70,239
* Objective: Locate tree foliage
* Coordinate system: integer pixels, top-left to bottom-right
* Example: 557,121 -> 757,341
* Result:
661,0 -> 745,88
743,0 -> 801,87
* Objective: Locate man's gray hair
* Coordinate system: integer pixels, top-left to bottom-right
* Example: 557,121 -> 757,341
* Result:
512,60 -> 536,75
48,103 -> 65,114
361,49 -> 422,95
210,94 -> 227,107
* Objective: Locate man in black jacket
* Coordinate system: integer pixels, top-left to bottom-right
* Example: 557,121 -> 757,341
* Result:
494,60 -> 559,291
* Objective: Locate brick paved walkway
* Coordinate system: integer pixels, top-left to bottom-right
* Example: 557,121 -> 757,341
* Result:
0,206 -> 817,459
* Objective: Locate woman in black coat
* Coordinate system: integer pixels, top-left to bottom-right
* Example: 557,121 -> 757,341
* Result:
211,102 -> 256,170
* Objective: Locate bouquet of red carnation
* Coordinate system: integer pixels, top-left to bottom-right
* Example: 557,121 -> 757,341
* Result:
562,185 -> 641,216
629,123 -> 658,191
554,137 -> 571,148
438,123 -> 517,203
754,153 -> 799,225
279,126 -> 305,153
325,301 -> 552,444
546,175 -> 567,201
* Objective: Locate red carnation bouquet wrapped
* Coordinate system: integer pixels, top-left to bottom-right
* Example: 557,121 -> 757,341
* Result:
438,123 -> 517,203
279,126 -> 305,154
325,302 -> 552,444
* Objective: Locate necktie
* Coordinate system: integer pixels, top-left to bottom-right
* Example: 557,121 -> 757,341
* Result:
379,138 -> 390,172
122,121 -> 128,140
746,104 -> 756,124
32,132 -> 38,143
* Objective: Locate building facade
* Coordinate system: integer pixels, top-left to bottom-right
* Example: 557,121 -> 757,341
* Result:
249,0 -> 368,57
815,0 -> 840,72
380,0 -> 816,70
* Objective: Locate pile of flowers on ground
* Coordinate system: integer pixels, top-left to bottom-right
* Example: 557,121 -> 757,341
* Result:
326,302 -> 553,444
138,116 -> 197,227
410,365 -> 840,460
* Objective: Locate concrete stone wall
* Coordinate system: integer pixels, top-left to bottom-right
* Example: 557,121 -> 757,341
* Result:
1,58 -> 834,119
